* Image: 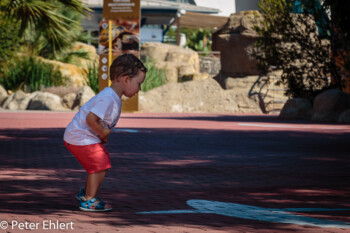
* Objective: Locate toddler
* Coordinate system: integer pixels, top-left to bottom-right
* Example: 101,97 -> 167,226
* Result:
64,54 -> 147,211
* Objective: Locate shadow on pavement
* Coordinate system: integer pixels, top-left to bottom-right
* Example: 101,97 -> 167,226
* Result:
120,114 -> 350,125
0,126 -> 349,231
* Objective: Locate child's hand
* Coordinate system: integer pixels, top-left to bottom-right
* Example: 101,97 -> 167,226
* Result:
101,136 -> 109,144
100,129 -> 111,144
101,134 -> 109,144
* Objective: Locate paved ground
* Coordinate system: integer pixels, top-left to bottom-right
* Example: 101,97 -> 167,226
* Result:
0,111 -> 349,233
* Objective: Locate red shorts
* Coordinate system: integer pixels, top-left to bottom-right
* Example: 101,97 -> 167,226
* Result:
64,141 -> 111,174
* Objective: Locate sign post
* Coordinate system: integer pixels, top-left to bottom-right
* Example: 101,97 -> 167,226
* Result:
98,0 -> 141,112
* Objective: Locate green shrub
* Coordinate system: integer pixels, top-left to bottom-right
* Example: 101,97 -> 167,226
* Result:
141,60 -> 166,92
164,27 -> 212,51
253,0 -> 344,99
85,60 -> 166,94
184,28 -> 212,52
87,62 -> 99,94
0,14 -> 20,78
0,57 -> 65,92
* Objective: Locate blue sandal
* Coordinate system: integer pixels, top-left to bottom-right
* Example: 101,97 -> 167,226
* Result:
76,187 -> 85,201
79,197 -> 112,212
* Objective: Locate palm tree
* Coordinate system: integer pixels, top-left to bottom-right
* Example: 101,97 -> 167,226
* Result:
1,0 -> 91,55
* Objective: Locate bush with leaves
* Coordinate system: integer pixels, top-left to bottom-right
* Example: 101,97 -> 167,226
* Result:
253,0 -> 343,99
141,60 -> 166,92
87,62 -> 99,94
0,57 -> 66,92
0,0 -> 91,92
183,28 -> 212,52
0,12 -> 21,78
1,0 -> 90,56
165,27 -> 212,51
322,0 -> 350,87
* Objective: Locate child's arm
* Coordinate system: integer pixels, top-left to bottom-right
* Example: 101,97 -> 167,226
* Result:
86,112 -> 111,143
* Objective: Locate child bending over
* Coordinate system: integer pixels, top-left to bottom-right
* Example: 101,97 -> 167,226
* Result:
64,54 -> 147,211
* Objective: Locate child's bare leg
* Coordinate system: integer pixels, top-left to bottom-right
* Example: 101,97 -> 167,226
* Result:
84,169 -> 108,200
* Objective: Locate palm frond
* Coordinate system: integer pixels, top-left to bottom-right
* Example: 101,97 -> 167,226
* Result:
5,0 -> 90,50
57,0 -> 91,16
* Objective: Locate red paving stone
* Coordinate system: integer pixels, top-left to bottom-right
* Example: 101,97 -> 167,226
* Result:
0,111 -> 350,233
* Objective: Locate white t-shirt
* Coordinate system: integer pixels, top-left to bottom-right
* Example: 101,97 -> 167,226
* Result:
64,87 -> 122,145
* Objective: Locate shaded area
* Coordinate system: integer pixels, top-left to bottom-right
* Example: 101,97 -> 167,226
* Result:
121,114 -> 350,126
0,123 -> 350,231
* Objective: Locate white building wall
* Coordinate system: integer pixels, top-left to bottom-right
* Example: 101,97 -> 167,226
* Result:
141,25 -> 163,43
194,0 -> 260,16
234,0 -> 259,12
193,0 -> 235,16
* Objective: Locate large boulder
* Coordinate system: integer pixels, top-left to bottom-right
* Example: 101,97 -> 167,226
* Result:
199,56 -> 221,76
141,43 -> 200,83
338,109 -> 350,123
139,78 -> 232,113
154,61 -> 178,83
27,92 -> 66,111
18,92 -> 40,110
42,86 -> 81,98
2,91 -> 29,110
2,90 -> 43,110
212,11 -> 261,76
72,86 -> 95,110
279,98 -> 313,119
225,89 -> 261,113
192,72 -> 211,81
312,89 -> 349,122
62,93 -> 77,110
141,42 -> 169,62
40,58 -> 88,87
0,85 -> 8,106
71,42 -> 99,70
139,78 -> 262,113
215,73 -> 288,114
213,11 -> 319,79
165,48 -> 200,72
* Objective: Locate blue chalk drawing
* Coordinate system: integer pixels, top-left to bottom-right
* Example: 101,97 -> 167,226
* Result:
113,128 -> 139,133
137,199 -> 350,229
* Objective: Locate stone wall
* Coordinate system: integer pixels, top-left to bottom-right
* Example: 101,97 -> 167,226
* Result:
139,70 -> 288,114
212,11 -> 261,77
141,43 -> 202,83
199,55 -> 221,76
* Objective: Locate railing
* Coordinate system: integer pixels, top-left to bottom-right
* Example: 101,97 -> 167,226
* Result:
163,35 -> 177,44
197,51 -> 220,57
248,72 -> 288,114
84,0 -> 192,8
141,0 -> 191,7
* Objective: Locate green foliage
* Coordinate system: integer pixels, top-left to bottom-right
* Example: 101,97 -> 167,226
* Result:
322,0 -> 350,83
0,13 -> 21,77
253,0 -> 341,99
141,60 -> 166,92
165,27 -> 212,51
87,62 -> 99,94
77,31 -> 98,47
2,0 -> 90,55
165,27 -> 177,39
184,28 -> 212,51
19,1 -> 89,60
0,57 -> 66,92
0,0 -> 90,68
85,60 -> 166,95
0,0 -> 92,92
56,49 -> 90,66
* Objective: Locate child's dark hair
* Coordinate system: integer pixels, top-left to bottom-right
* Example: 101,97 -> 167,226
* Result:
109,53 -> 147,80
